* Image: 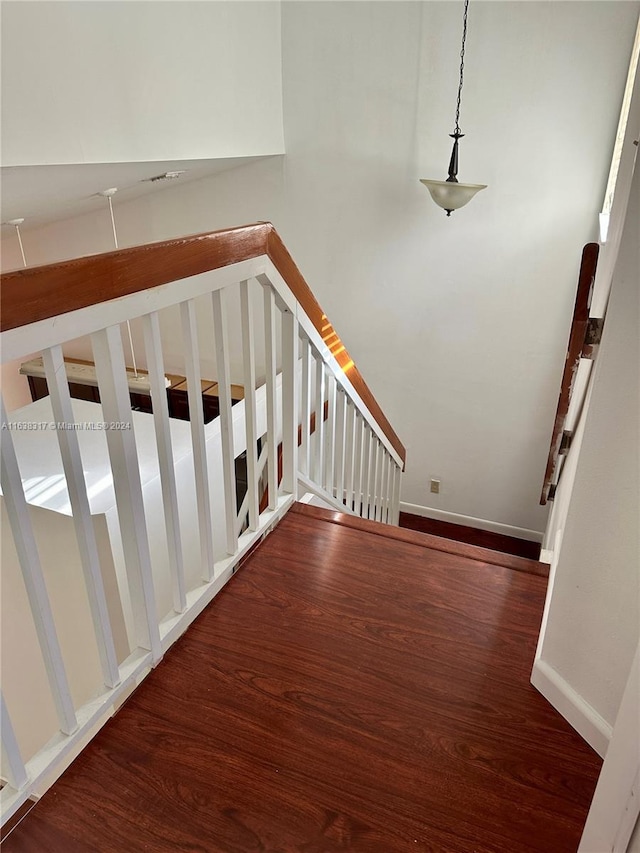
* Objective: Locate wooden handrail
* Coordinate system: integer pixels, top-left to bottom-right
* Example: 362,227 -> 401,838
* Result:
540,242 -> 599,504
1,222 -> 405,465
0,223 -> 270,333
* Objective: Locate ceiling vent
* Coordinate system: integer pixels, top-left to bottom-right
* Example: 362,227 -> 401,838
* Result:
144,171 -> 187,183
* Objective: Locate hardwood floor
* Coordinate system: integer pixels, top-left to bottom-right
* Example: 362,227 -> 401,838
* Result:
5,503 -> 600,853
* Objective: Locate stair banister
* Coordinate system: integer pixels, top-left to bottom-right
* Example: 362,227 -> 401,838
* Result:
1,223 -> 405,467
0,222 -> 405,824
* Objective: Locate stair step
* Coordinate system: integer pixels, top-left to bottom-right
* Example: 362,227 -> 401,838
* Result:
290,502 -> 549,578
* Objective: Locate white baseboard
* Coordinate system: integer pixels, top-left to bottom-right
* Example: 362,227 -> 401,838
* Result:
399,501 -> 544,543
531,531 -> 612,758
531,658 -> 612,758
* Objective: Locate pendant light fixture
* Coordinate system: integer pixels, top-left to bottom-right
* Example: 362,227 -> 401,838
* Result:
420,0 -> 486,216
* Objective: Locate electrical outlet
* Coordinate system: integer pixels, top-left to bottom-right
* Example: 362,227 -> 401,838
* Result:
430,478 -> 441,494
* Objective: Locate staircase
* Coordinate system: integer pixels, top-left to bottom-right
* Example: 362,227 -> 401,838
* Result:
2,503 -> 600,852
0,226 -> 603,850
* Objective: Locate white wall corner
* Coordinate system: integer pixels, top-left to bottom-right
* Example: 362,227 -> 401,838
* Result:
531,658 -> 612,758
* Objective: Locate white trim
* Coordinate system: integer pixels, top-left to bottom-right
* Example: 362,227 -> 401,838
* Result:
531,658 -> 612,758
399,501 -> 543,543
297,473 -> 356,517
211,288 -> 239,555
532,540 -> 615,758
1,692 -> 28,790
578,644 -> 640,852
534,528 -> 562,663
591,19 -> 640,318
599,14 -> 640,228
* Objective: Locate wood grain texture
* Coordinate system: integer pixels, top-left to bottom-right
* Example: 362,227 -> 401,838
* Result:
0,223 -> 270,333
0,798 -> 38,843
298,503 -> 549,577
399,511 -> 542,561
540,243 -> 599,504
1,223 -> 405,465
5,503 -> 598,853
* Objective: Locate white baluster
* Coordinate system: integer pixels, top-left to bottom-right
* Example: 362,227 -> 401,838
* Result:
375,447 -> 384,523
141,313 -> 186,613
240,281 -> 259,532
392,461 -> 402,525
91,325 -> 161,662
0,398 -> 77,734
376,450 -> 383,523
313,354 -> 325,486
376,444 -> 387,523
386,461 -> 395,525
324,372 -> 336,495
352,411 -> 364,517
1,692 -> 28,790
387,456 -> 396,524
371,438 -> 381,521
179,300 -> 215,582
42,346 -> 121,686
262,285 -> 278,510
300,336 -> 312,478
281,307 -> 299,495
344,400 -> 356,513
381,452 -> 391,524
212,288 -> 239,555
235,442 -> 269,537
391,462 -> 400,525
334,388 -> 346,506
361,424 -> 372,520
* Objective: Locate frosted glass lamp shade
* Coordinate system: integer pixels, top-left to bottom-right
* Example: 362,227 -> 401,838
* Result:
420,179 -> 487,215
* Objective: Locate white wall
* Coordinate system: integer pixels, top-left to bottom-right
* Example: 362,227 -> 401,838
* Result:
278,1 -> 637,534
0,1 -> 284,166
578,644 -> 640,852
0,499 -> 128,766
2,1 -> 637,537
534,164 -> 639,740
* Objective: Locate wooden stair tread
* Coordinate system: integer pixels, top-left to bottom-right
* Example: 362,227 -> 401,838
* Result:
291,502 -> 549,577
4,505 -> 598,853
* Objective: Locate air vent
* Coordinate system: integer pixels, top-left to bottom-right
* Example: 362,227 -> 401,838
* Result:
144,171 -> 187,183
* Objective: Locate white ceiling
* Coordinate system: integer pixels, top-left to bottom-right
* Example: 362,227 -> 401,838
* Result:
0,156 -> 273,231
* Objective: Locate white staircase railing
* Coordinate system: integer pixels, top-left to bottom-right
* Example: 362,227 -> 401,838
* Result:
0,223 -> 405,824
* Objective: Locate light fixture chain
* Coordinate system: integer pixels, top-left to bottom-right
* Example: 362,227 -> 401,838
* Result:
454,0 -> 470,136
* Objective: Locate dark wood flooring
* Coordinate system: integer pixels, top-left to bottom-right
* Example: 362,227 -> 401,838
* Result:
5,503 -> 599,853
399,511 -> 542,560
